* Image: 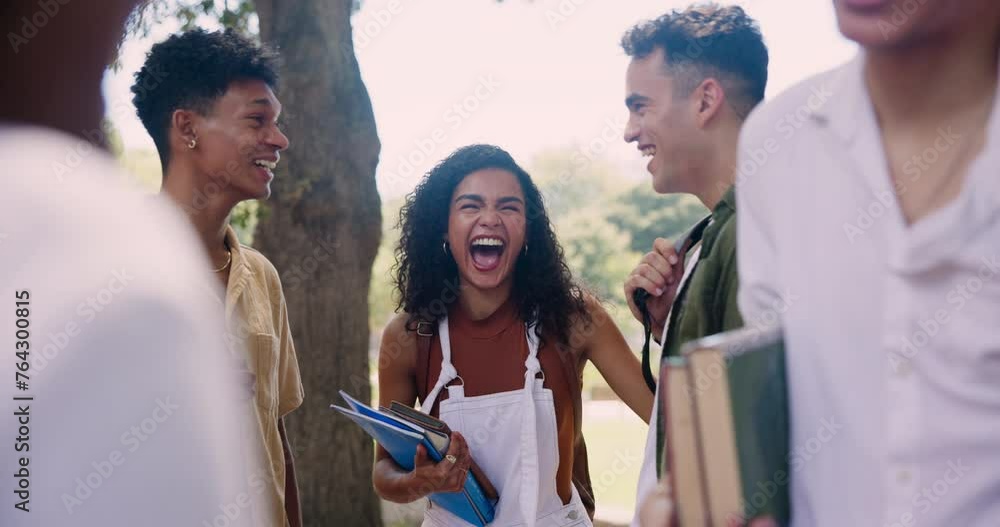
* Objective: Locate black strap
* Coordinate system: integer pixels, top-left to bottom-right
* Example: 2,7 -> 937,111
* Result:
636,215 -> 713,393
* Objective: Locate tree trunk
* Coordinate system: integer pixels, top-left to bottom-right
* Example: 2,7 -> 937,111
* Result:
255,1 -> 383,525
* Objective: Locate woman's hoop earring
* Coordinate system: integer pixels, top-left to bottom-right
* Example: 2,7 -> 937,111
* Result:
523,244 -> 528,256
442,241 -> 449,255
187,137 -> 197,149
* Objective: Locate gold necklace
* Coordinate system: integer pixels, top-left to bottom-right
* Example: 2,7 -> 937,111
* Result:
212,247 -> 232,273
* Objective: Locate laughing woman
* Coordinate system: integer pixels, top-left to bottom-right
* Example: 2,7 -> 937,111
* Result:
374,145 -> 653,526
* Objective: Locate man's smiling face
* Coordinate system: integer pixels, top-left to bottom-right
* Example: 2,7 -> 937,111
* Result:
624,47 -> 702,195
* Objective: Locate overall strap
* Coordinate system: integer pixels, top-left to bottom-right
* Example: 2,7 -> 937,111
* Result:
519,323 -> 543,527
419,317 -> 458,413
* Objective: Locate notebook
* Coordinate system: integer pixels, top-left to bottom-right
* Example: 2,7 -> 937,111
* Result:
333,391 -> 497,526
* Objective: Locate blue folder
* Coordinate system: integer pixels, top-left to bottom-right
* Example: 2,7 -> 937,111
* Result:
332,391 -> 497,526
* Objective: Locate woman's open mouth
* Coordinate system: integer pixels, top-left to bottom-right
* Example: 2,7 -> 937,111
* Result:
469,236 -> 505,272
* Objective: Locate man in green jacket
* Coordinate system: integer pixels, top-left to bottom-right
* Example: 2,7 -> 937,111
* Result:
619,5 -> 769,524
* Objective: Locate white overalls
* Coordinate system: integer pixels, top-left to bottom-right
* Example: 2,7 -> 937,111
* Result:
420,316 -> 592,527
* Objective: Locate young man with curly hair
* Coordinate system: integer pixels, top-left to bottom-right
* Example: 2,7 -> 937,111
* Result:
132,28 -> 304,527
617,5 -> 770,525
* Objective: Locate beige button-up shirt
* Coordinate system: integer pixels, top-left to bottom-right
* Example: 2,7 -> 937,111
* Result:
222,225 -> 305,527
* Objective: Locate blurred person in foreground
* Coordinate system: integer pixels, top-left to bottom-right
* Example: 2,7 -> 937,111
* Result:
0,2 -> 259,526
643,0 -> 1000,525
374,144 -> 653,526
734,0 -> 1000,525
617,5 -> 771,525
132,28 -> 304,527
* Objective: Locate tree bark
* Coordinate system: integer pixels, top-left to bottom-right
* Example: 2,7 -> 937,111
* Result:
255,1 -> 383,525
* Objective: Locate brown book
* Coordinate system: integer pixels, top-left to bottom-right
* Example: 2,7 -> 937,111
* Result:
660,326 -> 790,525
660,356 -> 709,525
386,401 -> 499,501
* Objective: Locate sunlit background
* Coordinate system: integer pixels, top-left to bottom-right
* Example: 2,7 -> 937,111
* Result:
104,1 -> 856,523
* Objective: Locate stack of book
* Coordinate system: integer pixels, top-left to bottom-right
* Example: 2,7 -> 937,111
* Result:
660,325 -> 790,526
332,391 -> 498,526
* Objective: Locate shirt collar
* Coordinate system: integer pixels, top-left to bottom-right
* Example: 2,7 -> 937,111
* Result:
716,185 -> 736,215
809,51 -> 867,145
224,225 -> 250,323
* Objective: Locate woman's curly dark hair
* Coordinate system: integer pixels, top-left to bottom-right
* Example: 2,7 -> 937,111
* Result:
394,144 -> 590,348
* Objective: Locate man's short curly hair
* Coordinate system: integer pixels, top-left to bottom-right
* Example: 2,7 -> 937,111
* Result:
621,3 -> 768,119
131,28 -> 280,169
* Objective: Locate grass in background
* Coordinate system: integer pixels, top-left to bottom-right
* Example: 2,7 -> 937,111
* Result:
582,398 -> 648,524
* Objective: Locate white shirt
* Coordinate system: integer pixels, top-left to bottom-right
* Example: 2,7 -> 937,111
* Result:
736,53 -> 1000,527
631,243 -> 703,527
0,126 -> 266,526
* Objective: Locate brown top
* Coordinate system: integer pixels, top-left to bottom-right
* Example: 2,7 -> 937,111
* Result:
416,297 -> 578,506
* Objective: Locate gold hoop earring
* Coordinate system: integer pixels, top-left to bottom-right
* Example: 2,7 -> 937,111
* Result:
187,138 -> 197,149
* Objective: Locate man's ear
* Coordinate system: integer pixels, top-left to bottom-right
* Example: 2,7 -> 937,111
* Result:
171,108 -> 198,147
694,78 -> 727,128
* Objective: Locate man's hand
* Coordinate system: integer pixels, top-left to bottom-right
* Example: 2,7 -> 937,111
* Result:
625,237 -> 685,339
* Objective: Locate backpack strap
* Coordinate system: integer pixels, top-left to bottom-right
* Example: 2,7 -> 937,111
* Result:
637,214 -> 714,392
407,318 -> 436,403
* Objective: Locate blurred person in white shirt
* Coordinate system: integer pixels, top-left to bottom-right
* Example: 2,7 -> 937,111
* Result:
0,2 -> 267,526
735,0 -> 1000,526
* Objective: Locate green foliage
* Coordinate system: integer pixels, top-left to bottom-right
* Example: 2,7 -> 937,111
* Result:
127,0 -> 257,38
368,196 -> 406,329
119,148 -> 162,190
608,186 -> 707,254
558,210 -> 636,301
529,148 -> 617,220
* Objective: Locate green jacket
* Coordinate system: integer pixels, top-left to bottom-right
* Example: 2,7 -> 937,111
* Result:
656,185 -> 743,476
